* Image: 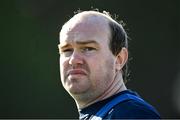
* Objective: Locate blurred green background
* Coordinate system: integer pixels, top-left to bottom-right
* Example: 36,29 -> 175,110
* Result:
0,0 -> 179,118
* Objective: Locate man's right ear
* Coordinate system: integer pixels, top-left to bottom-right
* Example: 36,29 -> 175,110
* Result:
115,47 -> 128,71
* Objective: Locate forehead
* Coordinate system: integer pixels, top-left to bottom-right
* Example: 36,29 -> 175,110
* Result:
59,12 -> 111,45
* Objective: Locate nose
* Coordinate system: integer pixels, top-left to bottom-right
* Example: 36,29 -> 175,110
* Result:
69,51 -> 83,65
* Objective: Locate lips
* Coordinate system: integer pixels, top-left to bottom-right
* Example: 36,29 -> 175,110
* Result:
67,69 -> 87,76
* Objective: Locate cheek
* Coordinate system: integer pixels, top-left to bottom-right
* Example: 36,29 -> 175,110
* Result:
59,57 -> 68,80
89,57 -> 115,94
89,56 -> 115,77
60,56 -> 68,68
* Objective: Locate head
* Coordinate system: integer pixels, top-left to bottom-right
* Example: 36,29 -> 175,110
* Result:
58,10 -> 128,107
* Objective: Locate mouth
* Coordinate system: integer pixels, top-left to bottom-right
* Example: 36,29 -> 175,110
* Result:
67,69 -> 87,76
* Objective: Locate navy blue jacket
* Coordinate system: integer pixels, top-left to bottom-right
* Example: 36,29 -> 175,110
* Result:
79,90 -> 161,119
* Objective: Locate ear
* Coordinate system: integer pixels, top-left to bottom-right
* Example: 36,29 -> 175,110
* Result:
115,47 -> 128,71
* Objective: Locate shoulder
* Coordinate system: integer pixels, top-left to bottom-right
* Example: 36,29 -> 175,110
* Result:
105,99 -> 161,119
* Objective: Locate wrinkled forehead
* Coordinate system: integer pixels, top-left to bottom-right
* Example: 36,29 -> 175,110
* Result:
59,11 -> 111,42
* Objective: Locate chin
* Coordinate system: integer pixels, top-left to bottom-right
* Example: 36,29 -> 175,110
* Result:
65,78 -> 90,94
66,84 -> 88,95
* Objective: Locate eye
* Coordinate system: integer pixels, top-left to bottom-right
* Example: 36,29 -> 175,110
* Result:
63,49 -> 73,52
60,48 -> 73,56
83,47 -> 95,51
82,47 -> 96,52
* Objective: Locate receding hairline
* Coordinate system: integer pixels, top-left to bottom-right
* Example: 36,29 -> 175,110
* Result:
60,11 -> 122,37
73,10 -> 123,27
73,11 -> 112,20
69,11 -> 120,26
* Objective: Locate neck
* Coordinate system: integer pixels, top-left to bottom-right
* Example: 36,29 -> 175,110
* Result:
76,71 -> 127,109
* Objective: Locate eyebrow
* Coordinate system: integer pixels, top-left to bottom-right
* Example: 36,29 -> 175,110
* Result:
76,40 -> 98,45
59,40 -> 98,49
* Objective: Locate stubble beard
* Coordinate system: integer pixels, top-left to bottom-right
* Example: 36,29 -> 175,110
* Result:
71,67 -> 114,107
61,56 -> 115,107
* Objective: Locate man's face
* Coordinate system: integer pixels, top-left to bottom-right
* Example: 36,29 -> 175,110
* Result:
59,15 -> 117,101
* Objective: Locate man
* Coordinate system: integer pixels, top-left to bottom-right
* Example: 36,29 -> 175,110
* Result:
58,10 -> 160,119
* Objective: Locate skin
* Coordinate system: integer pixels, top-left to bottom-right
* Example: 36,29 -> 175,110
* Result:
59,11 -> 128,109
